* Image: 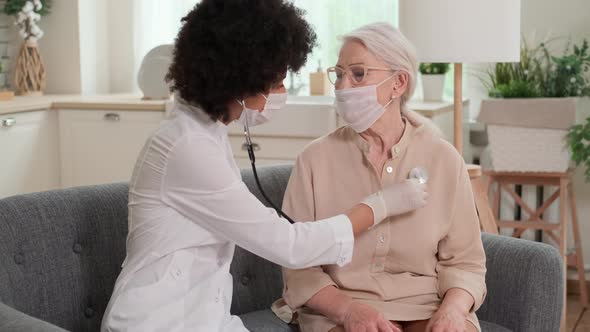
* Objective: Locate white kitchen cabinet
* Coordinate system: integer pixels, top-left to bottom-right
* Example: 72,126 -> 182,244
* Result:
58,110 -> 165,188
229,136 -> 306,168
0,110 -> 60,198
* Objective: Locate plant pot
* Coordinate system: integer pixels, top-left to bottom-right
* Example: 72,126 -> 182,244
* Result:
477,97 -> 590,173
421,74 -> 445,101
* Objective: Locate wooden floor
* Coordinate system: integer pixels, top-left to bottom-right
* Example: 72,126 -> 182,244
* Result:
568,295 -> 590,331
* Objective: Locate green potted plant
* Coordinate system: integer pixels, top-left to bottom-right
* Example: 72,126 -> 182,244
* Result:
568,117 -> 590,182
419,62 -> 450,101
477,38 -> 590,173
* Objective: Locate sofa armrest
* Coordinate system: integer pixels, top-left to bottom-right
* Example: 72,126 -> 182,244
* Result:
0,302 -> 68,332
477,233 -> 564,332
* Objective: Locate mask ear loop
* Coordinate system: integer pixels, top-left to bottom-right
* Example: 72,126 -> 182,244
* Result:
377,73 -> 398,109
390,71 -> 405,101
383,94 -> 397,108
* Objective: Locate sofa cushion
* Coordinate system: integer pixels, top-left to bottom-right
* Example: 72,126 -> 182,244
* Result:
480,320 -> 512,332
230,165 -> 293,316
238,309 -> 511,332
477,233 -> 563,332
0,302 -> 68,332
0,183 -> 129,332
240,309 -> 297,332
239,311 -> 511,332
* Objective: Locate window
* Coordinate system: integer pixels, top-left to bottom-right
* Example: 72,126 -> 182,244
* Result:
132,0 -> 199,90
133,1 -> 398,96
286,0 -> 399,95
132,1 -> 466,101
135,1 -> 453,98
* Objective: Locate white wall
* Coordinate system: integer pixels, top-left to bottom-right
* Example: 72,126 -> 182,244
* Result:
521,0 -> 590,49
106,0 -> 135,93
38,0 -> 82,94
78,0 -> 110,94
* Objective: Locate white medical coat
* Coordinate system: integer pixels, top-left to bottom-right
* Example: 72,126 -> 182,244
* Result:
100,100 -> 354,332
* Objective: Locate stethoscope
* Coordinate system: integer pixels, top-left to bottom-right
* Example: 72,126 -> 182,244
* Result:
243,120 -> 297,224
243,121 -> 429,225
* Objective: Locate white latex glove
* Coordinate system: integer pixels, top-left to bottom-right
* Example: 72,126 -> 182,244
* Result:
361,178 -> 428,226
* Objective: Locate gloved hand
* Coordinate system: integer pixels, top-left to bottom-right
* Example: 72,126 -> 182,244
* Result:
361,178 -> 428,226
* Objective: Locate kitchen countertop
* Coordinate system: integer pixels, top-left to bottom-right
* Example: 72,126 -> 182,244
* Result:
1,93 -> 462,117
0,94 -> 169,115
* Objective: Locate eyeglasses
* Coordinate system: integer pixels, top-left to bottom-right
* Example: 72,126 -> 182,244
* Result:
327,64 -> 394,85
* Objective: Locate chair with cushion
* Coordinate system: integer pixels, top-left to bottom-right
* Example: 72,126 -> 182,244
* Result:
0,165 -> 564,332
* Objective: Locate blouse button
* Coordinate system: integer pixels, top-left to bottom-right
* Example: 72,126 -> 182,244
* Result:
73,243 -> 83,254
14,254 -> 24,265
379,235 -> 385,243
386,166 -> 393,174
241,275 -> 250,286
84,307 -> 95,318
171,268 -> 182,280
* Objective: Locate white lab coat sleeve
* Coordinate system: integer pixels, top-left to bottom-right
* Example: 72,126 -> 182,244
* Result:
160,133 -> 354,269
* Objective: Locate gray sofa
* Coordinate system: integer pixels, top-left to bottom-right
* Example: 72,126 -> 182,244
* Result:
0,165 -> 563,332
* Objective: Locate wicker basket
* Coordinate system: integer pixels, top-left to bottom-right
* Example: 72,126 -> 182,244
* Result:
478,98 -> 588,173
486,125 -> 570,172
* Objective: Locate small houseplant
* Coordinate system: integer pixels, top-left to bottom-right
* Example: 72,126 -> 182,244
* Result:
419,62 -> 450,101
568,117 -> 590,182
483,38 -> 590,99
3,0 -> 52,95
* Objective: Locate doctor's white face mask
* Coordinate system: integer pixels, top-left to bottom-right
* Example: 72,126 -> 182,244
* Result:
237,92 -> 288,127
334,75 -> 397,133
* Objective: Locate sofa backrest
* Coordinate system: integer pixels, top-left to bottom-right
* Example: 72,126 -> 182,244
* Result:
0,183 -> 129,332
231,164 -> 293,315
0,164 -> 293,331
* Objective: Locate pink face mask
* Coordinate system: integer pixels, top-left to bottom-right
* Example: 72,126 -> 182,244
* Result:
334,75 -> 396,133
236,92 -> 288,127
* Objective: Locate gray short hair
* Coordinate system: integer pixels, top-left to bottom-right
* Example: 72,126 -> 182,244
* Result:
342,22 -> 443,138
342,22 -> 418,108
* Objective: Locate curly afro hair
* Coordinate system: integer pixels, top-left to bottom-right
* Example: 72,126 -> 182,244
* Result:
166,0 -> 317,122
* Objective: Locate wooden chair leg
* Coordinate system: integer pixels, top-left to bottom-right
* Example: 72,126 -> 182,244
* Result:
471,177 -> 499,234
568,182 -> 588,307
492,178 -> 501,220
559,178 -> 568,332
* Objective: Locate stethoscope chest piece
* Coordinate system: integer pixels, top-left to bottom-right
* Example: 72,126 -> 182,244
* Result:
409,167 -> 428,184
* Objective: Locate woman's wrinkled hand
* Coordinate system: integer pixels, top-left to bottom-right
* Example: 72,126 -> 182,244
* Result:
426,305 -> 469,332
342,302 -> 402,332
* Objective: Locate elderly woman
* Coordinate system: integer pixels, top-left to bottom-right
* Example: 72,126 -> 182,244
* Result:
279,22 -> 486,332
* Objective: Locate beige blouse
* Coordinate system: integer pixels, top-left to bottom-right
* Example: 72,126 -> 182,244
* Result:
279,118 -> 487,332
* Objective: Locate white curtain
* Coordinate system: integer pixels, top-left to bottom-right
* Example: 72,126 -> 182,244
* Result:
133,0 -> 198,61
131,0 -> 199,91
128,0 -> 397,94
